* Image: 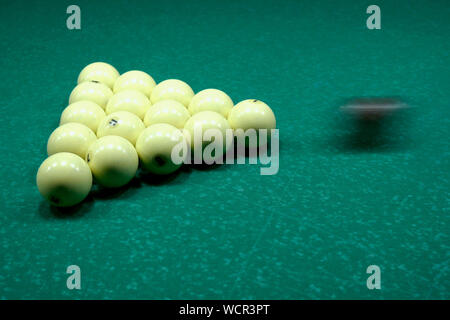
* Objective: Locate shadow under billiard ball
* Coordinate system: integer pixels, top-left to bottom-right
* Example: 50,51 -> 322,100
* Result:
90,177 -> 141,200
138,167 -> 188,185
38,193 -> 94,219
336,97 -> 411,152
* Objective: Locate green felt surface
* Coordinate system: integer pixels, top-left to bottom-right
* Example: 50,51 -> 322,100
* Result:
0,0 -> 449,299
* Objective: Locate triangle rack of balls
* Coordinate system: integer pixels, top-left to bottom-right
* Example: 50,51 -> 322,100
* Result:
36,62 -> 276,208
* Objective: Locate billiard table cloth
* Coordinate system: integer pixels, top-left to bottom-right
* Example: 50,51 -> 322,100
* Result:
0,0 -> 448,299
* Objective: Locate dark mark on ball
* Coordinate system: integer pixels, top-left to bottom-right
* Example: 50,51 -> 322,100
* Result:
155,156 -> 165,166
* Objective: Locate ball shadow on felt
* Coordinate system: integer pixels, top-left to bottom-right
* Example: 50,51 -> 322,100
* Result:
331,109 -> 413,153
38,193 -> 94,219
138,167 -> 190,185
90,176 -> 141,200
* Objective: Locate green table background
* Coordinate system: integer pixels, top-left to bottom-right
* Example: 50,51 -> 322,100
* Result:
0,0 -> 449,299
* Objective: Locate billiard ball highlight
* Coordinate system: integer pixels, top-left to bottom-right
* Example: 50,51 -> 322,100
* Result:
69,81 -> 113,110
150,79 -> 194,107
228,99 -> 276,147
77,62 -> 119,89
47,122 -> 97,158
113,70 -> 156,98
96,111 -> 145,145
106,89 -> 152,120
136,123 -> 186,175
188,89 -> 233,118
36,152 -> 92,207
183,111 -> 232,161
60,100 -> 106,133
86,135 -> 139,188
144,99 -> 190,129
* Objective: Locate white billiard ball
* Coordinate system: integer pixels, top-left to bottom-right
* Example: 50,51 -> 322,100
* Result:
47,123 -> 97,158
77,62 -> 119,89
228,99 -> 276,130
96,111 -> 145,145
228,99 -> 276,147
69,81 -> 113,110
188,89 -> 233,118
113,70 -> 156,98
150,79 -> 194,107
106,89 -> 151,120
183,111 -> 232,161
60,100 -> 106,133
136,123 -> 186,175
144,99 -> 190,129
36,152 -> 92,207
86,135 -> 138,188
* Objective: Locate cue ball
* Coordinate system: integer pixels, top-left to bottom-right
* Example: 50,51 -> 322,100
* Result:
188,89 -> 234,118
150,79 -> 194,107
36,152 -> 92,207
77,62 -> 119,89
106,89 -> 151,120
144,99 -> 190,129
96,111 -> 145,146
183,111 -> 232,161
340,98 -> 408,121
86,135 -> 138,188
113,70 -> 156,98
47,122 -> 97,158
60,100 -> 106,133
136,123 -> 186,175
69,81 -> 113,110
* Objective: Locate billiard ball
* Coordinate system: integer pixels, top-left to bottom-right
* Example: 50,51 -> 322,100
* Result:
183,111 -> 232,162
86,135 -> 138,188
36,152 -> 92,207
77,62 -> 119,89
143,99 -> 190,129
47,122 -> 97,158
188,89 -> 233,118
136,123 -> 186,175
60,100 -> 106,133
96,111 -> 145,145
113,70 -> 156,98
150,79 -> 194,107
106,89 -> 151,120
69,81 -> 113,110
228,99 -> 276,147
